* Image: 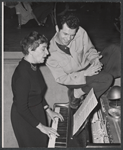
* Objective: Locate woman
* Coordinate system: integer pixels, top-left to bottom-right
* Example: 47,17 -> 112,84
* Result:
15,2 -> 41,29
11,31 -> 64,147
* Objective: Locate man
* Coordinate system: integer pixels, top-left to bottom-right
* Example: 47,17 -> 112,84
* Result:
46,13 -> 120,109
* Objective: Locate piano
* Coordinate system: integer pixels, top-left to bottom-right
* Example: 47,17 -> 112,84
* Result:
48,103 -> 88,148
48,103 -> 69,148
48,95 -> 121,148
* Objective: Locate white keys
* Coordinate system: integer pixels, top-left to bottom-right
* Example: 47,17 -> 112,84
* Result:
48,107 -> 60,148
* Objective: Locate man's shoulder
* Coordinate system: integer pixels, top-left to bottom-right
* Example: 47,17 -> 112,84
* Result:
50,32 -> 57,43
74,26 -> 86,40
49,34 -> 58,53
78,26 -> 86,34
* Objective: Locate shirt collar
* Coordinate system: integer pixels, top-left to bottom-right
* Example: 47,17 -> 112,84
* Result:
55,32 -> 71,48
56,42 -> 71,55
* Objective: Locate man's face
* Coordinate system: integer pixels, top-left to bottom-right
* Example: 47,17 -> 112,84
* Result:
58,23 -> 77,46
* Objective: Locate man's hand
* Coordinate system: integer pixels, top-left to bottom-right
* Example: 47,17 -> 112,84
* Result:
90,51 -> 103,70
92,58 -> 103,68
84,62 -> 102,76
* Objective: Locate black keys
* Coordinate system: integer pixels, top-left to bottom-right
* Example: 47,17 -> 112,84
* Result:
55,106 -> 69,148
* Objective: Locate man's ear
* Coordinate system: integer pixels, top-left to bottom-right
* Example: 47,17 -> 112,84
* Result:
55,25 -> 59,32
28,47 -> 33,54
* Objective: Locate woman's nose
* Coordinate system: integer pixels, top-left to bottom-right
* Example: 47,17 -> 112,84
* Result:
45,49 -> 49,55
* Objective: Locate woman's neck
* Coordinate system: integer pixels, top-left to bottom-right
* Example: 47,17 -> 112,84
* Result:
24,55 -> 37,71
24,55 -> 35,64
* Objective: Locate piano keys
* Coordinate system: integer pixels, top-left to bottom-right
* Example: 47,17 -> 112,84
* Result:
48,103 -> 69,148
48,107 -> 60,148
48,98 -> 121,148
48,103 -> 87,148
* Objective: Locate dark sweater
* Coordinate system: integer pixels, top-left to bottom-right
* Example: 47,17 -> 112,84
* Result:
11,58 -> 48,127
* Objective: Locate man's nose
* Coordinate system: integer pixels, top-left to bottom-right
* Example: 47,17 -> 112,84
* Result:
67,35 -> 71,41
68,35 -> 73,41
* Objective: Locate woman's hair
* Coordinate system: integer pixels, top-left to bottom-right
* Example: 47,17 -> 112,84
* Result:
20,31 -> 48,55
57,13 -> 80,30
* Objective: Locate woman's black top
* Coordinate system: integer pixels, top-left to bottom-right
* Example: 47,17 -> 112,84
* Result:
11,58 -> 48,127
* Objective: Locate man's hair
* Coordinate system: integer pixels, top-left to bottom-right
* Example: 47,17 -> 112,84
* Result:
20,31 -> 48,55
57,13 -> 80,30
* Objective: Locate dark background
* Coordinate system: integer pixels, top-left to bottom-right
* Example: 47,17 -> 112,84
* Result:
4,2 -> 120,52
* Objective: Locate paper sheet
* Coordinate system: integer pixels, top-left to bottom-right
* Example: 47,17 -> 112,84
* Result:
73,88 -> 98,135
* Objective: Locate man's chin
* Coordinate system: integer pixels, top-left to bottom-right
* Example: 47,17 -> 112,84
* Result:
64,42 -> 69,46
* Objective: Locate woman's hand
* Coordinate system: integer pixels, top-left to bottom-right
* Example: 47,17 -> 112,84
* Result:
36,123 -> 60,138
46,108 -> 64,122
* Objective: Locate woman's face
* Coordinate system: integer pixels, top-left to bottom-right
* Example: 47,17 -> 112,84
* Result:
30,43 -> 49,64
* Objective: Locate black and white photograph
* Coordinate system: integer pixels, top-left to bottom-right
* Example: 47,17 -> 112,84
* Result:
2,1 -> 121,148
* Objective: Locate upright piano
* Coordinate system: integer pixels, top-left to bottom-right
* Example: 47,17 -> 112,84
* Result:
48,94 -> 121,148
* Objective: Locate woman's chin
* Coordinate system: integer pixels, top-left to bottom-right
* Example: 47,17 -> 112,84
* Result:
40,59 -> 44,63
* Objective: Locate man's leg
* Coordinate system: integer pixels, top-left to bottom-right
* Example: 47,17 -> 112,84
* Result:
68,89 -> 82,109
82,71 -> 113,99
100,44 -> 121,78
68,71 -> 113,108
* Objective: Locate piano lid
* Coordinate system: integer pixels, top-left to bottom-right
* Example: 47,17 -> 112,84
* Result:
73,88 -> 98,136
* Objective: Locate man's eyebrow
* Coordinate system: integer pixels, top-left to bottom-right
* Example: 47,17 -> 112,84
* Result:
63,31 -> 67,34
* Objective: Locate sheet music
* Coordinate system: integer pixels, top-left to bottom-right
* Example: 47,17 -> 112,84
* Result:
73,88 -> 98,135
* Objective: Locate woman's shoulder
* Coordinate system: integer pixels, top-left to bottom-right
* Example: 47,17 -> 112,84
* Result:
15,59 -> 30,78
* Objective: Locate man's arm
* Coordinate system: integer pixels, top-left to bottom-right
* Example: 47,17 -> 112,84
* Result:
82,30 -> 103,71
46,57 -> 86,86
83,30 -> 99,62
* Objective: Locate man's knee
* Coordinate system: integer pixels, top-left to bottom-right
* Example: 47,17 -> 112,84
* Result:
104,73 -> 113,87
101,44 -> 120,62
102,44 -> 120,54
101,44 -> 121,78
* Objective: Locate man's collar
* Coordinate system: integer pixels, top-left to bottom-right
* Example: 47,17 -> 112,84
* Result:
55,32 -> 71,48
56,42 -> 71,55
